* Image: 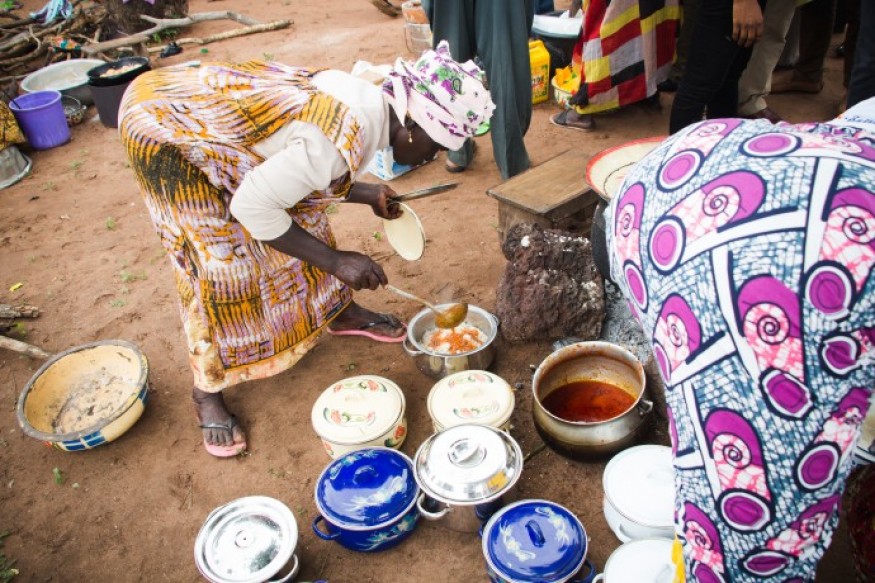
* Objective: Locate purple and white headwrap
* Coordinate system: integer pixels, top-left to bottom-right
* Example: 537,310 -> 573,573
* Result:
383,40 -> 495,150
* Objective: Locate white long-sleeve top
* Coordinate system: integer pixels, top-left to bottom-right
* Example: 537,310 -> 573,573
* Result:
229,70 -> 390,241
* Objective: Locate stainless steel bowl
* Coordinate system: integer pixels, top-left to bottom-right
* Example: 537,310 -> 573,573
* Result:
403,305 -> 499,379
20,59 -> 106,106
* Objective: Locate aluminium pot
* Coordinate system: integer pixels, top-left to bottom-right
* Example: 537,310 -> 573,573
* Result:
414,424 -> 522,532
194,496 -> 300,583
481,499 -> 595,583
312,447 -> 420,552
532,342 -> 653,460
403,305 -> 499,380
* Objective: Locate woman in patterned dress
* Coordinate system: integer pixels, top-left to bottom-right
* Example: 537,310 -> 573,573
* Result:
604,98 -> 875,580
118,42 -> 494,457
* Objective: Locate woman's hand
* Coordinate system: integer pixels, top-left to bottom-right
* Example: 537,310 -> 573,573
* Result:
331,250 -> 388,291
732,0 -> 763,48
348,182 -> 403,220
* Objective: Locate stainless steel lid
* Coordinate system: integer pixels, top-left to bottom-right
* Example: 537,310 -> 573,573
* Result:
194,496 -> 298,583
414,424 -> 522,505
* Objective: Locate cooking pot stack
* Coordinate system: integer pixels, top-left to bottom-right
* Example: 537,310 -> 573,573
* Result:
195,338 -> 679,583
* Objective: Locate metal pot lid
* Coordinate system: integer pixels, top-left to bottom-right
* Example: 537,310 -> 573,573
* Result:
311,376 -> 405,445
315,447 -> 418,529
482,499 -> 586,582
427,371 -> 514,430
603,445 -> 674,528
414,424 -> 522,504
602,538 -> 675,583
194,496 -> 298,583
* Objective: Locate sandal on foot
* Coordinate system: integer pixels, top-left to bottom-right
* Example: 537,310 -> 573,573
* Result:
550,109 -> 595,132
327,313 -> 407,343
200,415 -> 247,458
445,142 -> 477,173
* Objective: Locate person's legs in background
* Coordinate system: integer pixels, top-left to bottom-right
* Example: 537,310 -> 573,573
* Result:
473,0 -> 533,179
771,0 -> 836,93
847,0 -> 875,107
424,0 -> 532,179
660,0 -> 698,91
669,0 -> 754,133
422,0 -> 477,172
736,0 -> 797,121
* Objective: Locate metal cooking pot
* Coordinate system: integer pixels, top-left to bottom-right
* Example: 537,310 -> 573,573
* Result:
414,424 -> 522,532
403,305 -> 499,380
194,496 -> 300,583
532,342 -> 652,459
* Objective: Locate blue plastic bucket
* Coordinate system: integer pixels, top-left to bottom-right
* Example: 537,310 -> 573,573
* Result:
9,90 -> 70,150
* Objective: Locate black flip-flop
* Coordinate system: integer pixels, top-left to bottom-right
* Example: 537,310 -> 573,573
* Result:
550,109 -> 595,132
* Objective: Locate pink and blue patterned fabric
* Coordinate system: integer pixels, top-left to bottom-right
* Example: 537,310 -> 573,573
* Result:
606,116 -> 875,582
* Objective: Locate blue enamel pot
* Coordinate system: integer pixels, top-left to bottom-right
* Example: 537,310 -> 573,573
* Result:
481,499 -> 596,583
312,447 -> 420,552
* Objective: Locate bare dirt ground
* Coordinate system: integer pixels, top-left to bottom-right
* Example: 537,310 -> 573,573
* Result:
0,1 -> 858,581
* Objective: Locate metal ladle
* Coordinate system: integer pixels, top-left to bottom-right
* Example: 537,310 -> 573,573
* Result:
384,285 -> 468,329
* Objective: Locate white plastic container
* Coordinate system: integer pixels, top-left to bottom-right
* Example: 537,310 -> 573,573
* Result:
311,375 -> 407,459
593,538 -> 676,583
427,370 -> 515,433
603,445 -> 675,542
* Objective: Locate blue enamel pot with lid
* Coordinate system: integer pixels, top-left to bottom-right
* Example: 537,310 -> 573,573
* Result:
482,499 -> 595,583
312,447 -> 420,552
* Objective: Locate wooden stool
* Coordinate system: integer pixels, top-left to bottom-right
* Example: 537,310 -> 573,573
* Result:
486,149 -> 599,242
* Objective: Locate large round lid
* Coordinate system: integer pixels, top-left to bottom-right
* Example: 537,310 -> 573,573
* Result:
603,445 -> 674,527
315,447 -> 418,529
311,376 -> 405,445
603,538 -> 675,583
483,499 -> 587,582
414,424 -> 522,504
585,137 -> 665,201
194,496 -> 298,583
427,371 -> 515,430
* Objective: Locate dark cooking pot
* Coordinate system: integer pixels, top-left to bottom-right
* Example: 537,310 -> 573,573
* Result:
532,342 -> 653,460
403,305 -> 499,379
86,56 -> 151,87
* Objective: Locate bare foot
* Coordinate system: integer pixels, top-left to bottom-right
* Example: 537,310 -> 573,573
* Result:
193,388 -> 246,448
329,301 -> 405,339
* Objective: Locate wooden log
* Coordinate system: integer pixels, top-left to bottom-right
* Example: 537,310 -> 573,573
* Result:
147,19 -> 290,52
82,10 -> 268,54
0,304 -> 40,319
0,335 -> 51,360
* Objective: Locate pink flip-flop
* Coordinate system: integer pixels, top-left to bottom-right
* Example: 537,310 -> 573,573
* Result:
200,416 -> 247,458
327,315 -> 407,343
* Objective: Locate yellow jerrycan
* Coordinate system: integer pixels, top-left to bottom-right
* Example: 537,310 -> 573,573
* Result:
529,40 -> 551,105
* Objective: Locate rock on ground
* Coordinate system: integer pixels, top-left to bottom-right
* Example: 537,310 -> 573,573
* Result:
496,223 -> 605,342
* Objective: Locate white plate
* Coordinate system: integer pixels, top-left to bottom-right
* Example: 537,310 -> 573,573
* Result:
586,137 -> 665,201
532,14 -> 583,38
383,202 -> 425,261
